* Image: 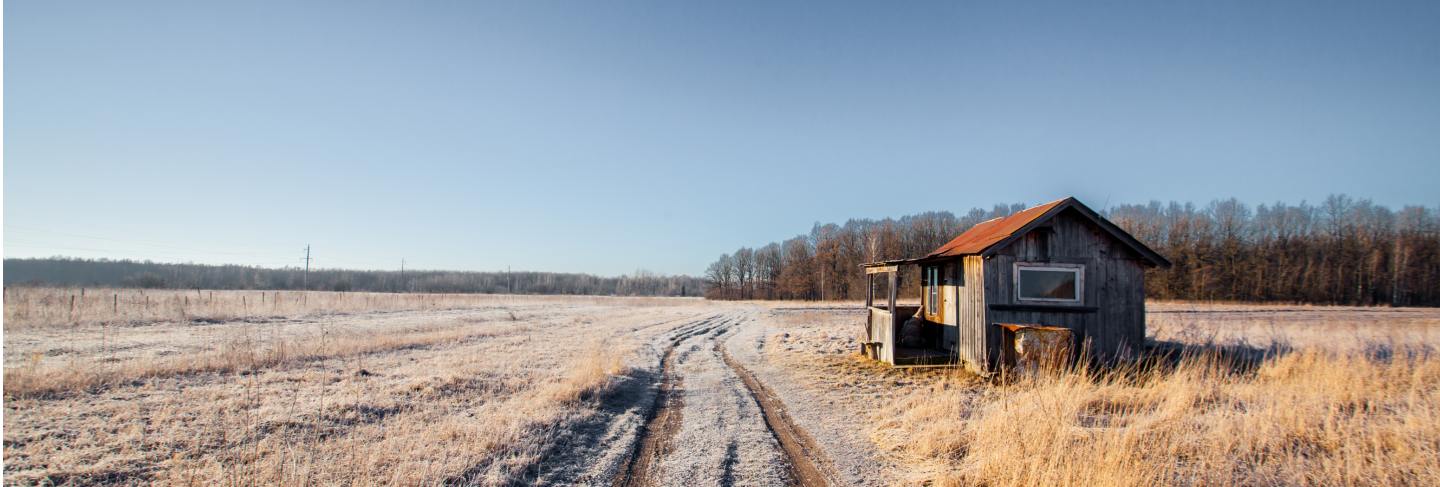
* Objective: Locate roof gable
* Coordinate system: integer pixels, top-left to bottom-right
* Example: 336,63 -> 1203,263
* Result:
924,197 -> 1171,267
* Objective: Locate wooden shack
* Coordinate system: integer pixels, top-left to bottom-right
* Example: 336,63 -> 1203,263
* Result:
861,197 -> 1171,372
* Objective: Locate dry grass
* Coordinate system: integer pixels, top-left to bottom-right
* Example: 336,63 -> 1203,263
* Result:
4,322 -> 505,399
10,294 -> 1438,485
875,348 -> 1440,486
752,301 -> 1440,486
3,289 -> 708,485
1148,301 -> 1440,351
2,287 -> 690,329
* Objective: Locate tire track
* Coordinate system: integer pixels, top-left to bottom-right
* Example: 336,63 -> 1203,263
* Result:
613,314 -> 721,487
614,313 -> 834,487
719,337 -> 837,486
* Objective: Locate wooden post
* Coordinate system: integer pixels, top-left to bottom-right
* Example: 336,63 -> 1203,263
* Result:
887,272 -> 897,314
865,273 -> 874,308
113,294 -> 118,314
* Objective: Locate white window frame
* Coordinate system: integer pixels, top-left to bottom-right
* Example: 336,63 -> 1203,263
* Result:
1013,262 -> 1084,304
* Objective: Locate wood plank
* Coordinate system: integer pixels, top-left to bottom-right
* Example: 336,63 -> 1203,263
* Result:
989,304 -> 1099,313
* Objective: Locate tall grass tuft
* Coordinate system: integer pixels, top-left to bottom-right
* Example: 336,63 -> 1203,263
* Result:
875,346 -> 1440,486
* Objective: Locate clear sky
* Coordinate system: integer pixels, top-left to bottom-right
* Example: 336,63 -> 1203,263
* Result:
6,1 -> 1439,275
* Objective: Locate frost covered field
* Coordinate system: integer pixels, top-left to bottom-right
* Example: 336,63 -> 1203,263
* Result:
3,290 -> 719,485
4,290 -> 1440,486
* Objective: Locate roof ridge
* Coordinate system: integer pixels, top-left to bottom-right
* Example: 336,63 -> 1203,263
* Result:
917,196 -> 1169,267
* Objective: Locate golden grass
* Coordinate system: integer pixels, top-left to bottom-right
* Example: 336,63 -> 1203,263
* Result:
873,348 -> 1440,486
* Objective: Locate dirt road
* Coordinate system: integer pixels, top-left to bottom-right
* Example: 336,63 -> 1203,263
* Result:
612,312 -> 837,487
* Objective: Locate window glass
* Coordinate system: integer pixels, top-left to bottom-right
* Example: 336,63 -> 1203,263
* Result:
926,267 -> 939,312
1018,268 -> 1078,301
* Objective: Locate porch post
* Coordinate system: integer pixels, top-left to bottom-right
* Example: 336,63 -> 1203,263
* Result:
865,273 -> 874,308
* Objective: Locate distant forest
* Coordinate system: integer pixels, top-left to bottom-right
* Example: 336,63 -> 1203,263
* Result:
704,195 -> 1440,307
3,258 -> 704,297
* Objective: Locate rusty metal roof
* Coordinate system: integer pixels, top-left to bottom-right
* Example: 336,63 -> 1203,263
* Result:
924,198 -> 1069,259
921,197 -> 1171,267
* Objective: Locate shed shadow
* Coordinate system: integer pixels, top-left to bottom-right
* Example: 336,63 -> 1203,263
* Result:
1136,339 -> 1293,374
443,364 -> 663,486
522,364 -> 663,485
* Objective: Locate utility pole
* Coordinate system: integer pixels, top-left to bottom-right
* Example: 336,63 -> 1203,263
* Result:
819,264 -> 825,301
303,245 -> 311,289
400,258 -> 406,293
507,265 -> 512,294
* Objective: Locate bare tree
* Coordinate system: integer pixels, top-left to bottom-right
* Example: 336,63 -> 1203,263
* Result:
703,195 -> 1440,305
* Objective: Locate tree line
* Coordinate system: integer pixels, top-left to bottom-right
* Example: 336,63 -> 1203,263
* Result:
704,195 -> 1440,307
3,258 -> 703,297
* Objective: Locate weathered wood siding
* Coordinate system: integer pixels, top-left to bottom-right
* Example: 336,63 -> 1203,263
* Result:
867,305 -> 923,365
981,207 -> 1148,365
867,307 -> 895,363
955,255 -> 989,373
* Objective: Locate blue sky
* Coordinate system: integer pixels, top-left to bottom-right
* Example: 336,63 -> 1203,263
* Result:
6,1 -> 1439,275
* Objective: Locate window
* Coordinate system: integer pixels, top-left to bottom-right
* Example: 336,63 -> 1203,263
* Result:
925,266 -> 941,314
1015,263 -> 1083,304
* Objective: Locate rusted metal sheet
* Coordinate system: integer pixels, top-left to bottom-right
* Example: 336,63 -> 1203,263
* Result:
996,323 -> 1073,373
925,199 -> 1068,259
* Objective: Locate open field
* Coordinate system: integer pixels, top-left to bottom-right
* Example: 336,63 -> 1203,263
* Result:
750,302 -> 1440,486
3,290 -> 718,485
5,290 -> 1440,485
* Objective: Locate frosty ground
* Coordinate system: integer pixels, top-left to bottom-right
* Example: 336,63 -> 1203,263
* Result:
5,290 -> 1439,485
